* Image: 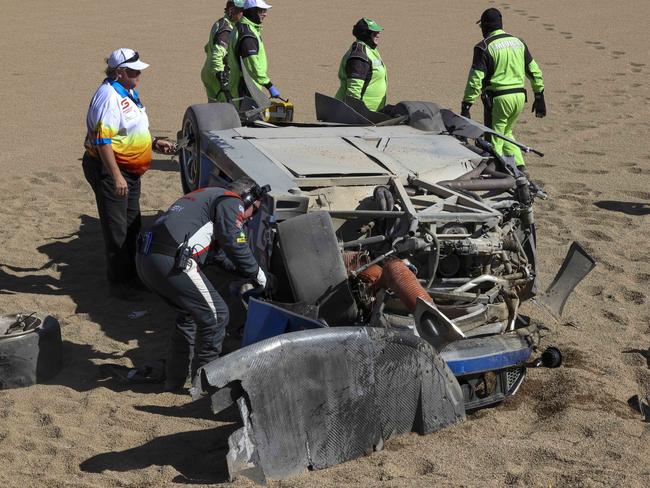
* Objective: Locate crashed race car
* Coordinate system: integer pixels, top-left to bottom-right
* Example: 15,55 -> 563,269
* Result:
175,83 -> 595,483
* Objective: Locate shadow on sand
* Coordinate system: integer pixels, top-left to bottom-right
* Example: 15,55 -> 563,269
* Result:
0,214 -> 171,392
594,200 -> 650,216
80,423 -> 238,484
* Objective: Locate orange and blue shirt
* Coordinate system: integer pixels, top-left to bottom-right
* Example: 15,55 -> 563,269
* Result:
84,79 -> 152,175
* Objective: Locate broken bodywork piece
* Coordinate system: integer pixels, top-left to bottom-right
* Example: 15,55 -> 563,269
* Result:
193,327 -> 465,482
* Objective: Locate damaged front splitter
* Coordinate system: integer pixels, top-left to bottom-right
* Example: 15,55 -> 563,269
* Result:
192,326 -> 466,483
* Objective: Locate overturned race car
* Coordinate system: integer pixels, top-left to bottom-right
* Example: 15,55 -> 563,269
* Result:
176,89 -> 595,483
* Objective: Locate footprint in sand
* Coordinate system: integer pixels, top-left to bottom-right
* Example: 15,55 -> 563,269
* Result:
574,169 -> 610,175
578,150 -> 606,156
631,62 -> 645,67
622,288 -> 646,305
626,165 -> 650,175
584,229 -> 614,242
613,51 -> 626,55
602,309 -> 626,325
535,161 -> 556,168
634,273 -> 650,284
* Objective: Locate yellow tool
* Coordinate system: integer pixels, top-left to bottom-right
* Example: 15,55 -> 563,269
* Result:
265,99 -> 294,123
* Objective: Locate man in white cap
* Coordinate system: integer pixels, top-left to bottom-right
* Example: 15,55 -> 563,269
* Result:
227,0 -> 280,101
82,48 -> 175,300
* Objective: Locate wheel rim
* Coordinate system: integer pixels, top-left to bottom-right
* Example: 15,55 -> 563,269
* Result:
181,117 -> 200,190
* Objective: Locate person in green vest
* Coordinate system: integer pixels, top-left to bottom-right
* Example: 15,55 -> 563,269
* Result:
200,0 -> 245,102
335,18 -> 388,112
227,0 -> 280,101
461,8 -> 546,173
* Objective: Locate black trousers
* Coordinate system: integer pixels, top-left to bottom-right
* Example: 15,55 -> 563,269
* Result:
82,152 -> 141,285
135,253 -> 229,389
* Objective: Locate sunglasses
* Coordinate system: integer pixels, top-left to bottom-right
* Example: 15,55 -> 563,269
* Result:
117,51 -> 139,67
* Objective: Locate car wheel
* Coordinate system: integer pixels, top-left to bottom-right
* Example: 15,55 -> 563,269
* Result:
0,313 -> 62,389
179,103 -> 241,194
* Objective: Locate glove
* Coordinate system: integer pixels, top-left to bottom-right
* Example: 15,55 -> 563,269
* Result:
217,70 -> 229,88
264,272 -> 278,294
532,91 -> 546,118
254,267 -> 277,295
268,85 -> 280,98
460,101 -> 472,118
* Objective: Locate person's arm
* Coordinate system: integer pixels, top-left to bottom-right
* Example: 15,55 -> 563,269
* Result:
462,46 -> 487,104
345,57 -> 370,100
210,26 -> 230,75
214,198 -> 260,279
96,144 -> 128,197
239,36 -> 273,88
524,43 -> 544,93
89,95 -> 128,196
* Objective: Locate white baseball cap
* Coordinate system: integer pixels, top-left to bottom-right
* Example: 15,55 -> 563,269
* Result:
107,48 -> 150,70
244,0 -> 272,9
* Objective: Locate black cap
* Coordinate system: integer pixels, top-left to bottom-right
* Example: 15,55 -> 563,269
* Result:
476,8 -> 502,25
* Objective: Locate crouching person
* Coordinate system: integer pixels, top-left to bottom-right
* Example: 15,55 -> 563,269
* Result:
135,178 -> 273,391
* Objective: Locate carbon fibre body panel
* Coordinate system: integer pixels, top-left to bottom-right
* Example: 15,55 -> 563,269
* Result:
193,327 -> 465,482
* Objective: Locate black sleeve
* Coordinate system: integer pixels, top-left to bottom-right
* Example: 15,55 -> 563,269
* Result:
207,247 -> 237,273
346,57 -> 370,80
239,36 -> 259,58
471,46 -> 488,73
214,197 -> 259,278
215,29 -> 231,49
523,42 -> 534,74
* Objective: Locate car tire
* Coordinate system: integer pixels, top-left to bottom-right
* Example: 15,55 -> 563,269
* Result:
0,314 -> 62,389
179,103 -> 242,194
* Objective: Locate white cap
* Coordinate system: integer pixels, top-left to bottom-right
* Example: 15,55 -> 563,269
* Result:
244,0 -> 272,9
107,48 -> 150,70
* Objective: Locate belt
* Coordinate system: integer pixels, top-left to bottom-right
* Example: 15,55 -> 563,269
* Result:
485,87 -> 528,100
137,232 -> 180,257
149,242 -> 180,257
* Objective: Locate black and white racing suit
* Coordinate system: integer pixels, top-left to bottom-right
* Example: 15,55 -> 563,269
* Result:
135,187 -> 266,389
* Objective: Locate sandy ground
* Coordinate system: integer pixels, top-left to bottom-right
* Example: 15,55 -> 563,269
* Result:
1,0 -> 649,486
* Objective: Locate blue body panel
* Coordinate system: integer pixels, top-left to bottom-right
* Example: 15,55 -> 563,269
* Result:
242,298 -> 326,347
241,300 -> 532,375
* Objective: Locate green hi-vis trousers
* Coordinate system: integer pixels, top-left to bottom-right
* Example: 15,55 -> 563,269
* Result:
484,92 -> 526,167
200,67 -> 228,103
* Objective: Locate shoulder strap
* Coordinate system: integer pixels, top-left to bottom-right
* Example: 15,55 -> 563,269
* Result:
348,41 -> 370,62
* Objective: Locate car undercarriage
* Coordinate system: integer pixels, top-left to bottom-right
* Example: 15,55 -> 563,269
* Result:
177,93 -> 595,482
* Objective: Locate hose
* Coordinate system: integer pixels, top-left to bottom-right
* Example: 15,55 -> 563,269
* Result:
380,259 -> 433,312
357,259 -> 433,313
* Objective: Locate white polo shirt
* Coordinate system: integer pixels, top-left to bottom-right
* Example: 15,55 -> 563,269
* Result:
84,79 -> 153,175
